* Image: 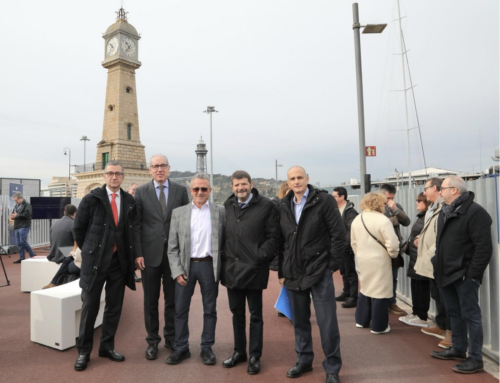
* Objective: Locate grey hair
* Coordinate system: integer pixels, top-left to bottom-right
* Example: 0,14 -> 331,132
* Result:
446,176 -> 467,194
150,154 -> 169,166
104,160 -> 124,173
12,192 -> 23,199
191,173 -> 211,186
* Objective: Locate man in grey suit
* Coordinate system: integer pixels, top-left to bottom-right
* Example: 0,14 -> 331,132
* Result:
134,154 -> 189,361
166,173 -> 225,366
47,204 -> 77,264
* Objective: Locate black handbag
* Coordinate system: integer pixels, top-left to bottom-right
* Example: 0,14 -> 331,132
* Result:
361,214 -> 404,269
401,236 -> 411,256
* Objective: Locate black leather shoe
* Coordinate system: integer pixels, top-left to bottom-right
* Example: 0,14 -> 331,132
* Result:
13,259 -> 22,264
222,352 -> 248,368
74,354 -> 90,371
200,348 -> 216,365
326,373 -> 340,383
145,344 -> 158,360
341,298 -> 357,308
431,347 -> 466,361
166,350 -> 191,365
286,363 -> 313,378
452,357 -> 484,374
247,357 -> 261,375
335,292 -> 349,302
134,274 -> 142,282
164,339 -> 175,351
98,349 -> 125,362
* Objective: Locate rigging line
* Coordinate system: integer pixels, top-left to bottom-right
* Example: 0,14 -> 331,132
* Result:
401,30 -> 428,177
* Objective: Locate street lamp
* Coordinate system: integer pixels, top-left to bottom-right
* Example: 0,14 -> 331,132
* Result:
275,160 -> 283,196
80,136 -> 90,171
203,106 -> 218,202
352,2 -> 386,197
63,147 -> 71,197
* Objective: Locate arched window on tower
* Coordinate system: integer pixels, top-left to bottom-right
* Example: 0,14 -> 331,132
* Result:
127,123 -> 132,140
126,86 -> 132,93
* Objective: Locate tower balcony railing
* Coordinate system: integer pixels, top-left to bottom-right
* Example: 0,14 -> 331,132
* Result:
74,161 -> 148,173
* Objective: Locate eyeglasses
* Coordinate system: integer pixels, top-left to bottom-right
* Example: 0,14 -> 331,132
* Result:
192,187 -> 209,192
423,186 -> 433,190
150,164 -> 169,170
105,172 -> 124,177
440,187 -> 456,191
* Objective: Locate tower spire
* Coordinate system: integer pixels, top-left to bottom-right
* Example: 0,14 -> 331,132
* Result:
116,6 -> 128,21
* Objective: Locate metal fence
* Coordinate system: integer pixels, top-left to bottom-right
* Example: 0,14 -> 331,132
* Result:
0,196 -> 82,249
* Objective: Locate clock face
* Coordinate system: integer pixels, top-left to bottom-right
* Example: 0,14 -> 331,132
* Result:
106,37 -> 118,56
121,37 -> 136,57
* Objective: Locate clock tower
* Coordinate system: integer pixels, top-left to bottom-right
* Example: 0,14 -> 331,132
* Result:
75,8 -> 150,197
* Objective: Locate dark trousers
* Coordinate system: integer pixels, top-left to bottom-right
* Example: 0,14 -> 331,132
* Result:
410,278 -> 431,320
78,255 -> 125,355
441,277 -> 484,361
141,244 -> 176,346
51,256 -> 80,285
340,251 -> 358,299
288,270 -> 342,374
430,278 -> 451,330
355,292 -> 389,332
174,260 -> 218,352
227,287 -> 263,358
389,267 -> 398,305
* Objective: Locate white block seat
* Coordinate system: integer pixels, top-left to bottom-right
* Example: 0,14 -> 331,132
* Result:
21,258 -> 61,292
30,280 -> 105,350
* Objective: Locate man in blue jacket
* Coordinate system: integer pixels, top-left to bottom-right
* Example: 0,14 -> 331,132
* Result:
430,176 -> 492,374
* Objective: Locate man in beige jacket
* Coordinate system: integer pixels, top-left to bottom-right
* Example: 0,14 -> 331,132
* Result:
414,177 -> 451,348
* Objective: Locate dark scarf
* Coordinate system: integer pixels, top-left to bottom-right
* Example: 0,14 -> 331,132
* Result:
442,191 -> 470,221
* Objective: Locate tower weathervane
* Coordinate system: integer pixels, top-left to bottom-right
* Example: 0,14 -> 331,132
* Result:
116,6 -> 128,21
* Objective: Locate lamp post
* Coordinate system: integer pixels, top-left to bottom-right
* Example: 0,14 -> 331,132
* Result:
80,136 -> 90,171
203,106 -> 218,202
63,147 -> 71,197
352,2 -> 386,197
275,160 -> 283,196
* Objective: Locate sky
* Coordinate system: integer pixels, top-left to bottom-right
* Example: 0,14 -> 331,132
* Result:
0,0 -> 498,189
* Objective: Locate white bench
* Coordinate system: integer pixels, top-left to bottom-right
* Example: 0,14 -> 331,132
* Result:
30,280 -> 105,350
21,258 -> 61,292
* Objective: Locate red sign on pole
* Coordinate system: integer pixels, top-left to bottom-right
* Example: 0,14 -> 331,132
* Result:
366,146 -> 377,157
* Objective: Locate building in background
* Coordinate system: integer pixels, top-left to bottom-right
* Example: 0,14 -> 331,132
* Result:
42,177 -> 78,197
0,178 -> 40,198
195,137 -> 208,174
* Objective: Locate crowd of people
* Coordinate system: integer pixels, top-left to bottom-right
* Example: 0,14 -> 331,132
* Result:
11,155 -> 494,382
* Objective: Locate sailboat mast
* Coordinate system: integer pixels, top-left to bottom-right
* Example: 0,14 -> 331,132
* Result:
397,0 -> 412,188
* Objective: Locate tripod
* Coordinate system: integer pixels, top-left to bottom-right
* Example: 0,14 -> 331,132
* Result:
0,243 -> 11,287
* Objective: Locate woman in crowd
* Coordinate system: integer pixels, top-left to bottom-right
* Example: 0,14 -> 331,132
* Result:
351,193 -> 399,334
399,193 -> 430,327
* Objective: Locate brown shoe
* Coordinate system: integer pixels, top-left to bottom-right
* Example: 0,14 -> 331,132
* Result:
421,326 -> 446,340
42,283 -> 56,290
438,330 -> 452,349
388,304 -> 407,316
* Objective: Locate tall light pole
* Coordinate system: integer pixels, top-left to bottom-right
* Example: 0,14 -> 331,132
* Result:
352,2 -> 386,197
63,147 -> 71,197
275,160 -> 283,196
203,106 -> 218,202
80,136 -> 90,171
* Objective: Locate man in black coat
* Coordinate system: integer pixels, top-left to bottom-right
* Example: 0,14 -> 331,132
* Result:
11,192 -> 36,263
431,176 -> 492,374
47,204 -> 77,264
72,161 -> 137,371
221,170 -> 280,375
278,166 -> 345,383
332,187 -> 359,308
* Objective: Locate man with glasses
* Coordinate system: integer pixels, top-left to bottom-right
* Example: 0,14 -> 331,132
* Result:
73,161 -> 137,371
166,173 -> 225,365
134,154 -> 189,361
430,176 -> 492,374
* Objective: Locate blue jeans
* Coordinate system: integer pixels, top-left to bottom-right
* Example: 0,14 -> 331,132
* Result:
15,227 -> 34,260
441,277 -> 484,361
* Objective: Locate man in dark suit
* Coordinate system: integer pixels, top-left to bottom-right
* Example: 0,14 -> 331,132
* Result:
47,204 -> 77,264
72,160 -> 137,371
134,154 -> 189,361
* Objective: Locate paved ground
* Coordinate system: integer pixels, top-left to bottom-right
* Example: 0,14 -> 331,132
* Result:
0,247 -> 498,383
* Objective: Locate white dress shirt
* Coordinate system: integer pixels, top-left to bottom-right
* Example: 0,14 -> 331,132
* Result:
106,187 -> 121,221
190,201 -> 212,258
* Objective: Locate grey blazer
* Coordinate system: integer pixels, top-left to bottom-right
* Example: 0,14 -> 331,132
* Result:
134,179 -> 189,267
47,215 -> 75,264
167,203 -> 225,282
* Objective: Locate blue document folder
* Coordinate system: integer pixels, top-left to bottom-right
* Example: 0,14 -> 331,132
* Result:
274,286 -> 293,320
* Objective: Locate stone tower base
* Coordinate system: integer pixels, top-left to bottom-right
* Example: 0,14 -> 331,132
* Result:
75,169 -> 151,198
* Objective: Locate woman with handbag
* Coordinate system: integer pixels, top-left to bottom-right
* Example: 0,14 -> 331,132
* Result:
351,193 -> 400,334
399,193 -> 430,327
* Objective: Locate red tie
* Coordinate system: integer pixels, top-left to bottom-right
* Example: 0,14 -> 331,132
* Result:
111,193 -> 118,253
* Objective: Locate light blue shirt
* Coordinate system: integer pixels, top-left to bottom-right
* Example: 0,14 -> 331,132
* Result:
292,188 -> 309,224
154,179 -> 169,206
238,192 -> 253,209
